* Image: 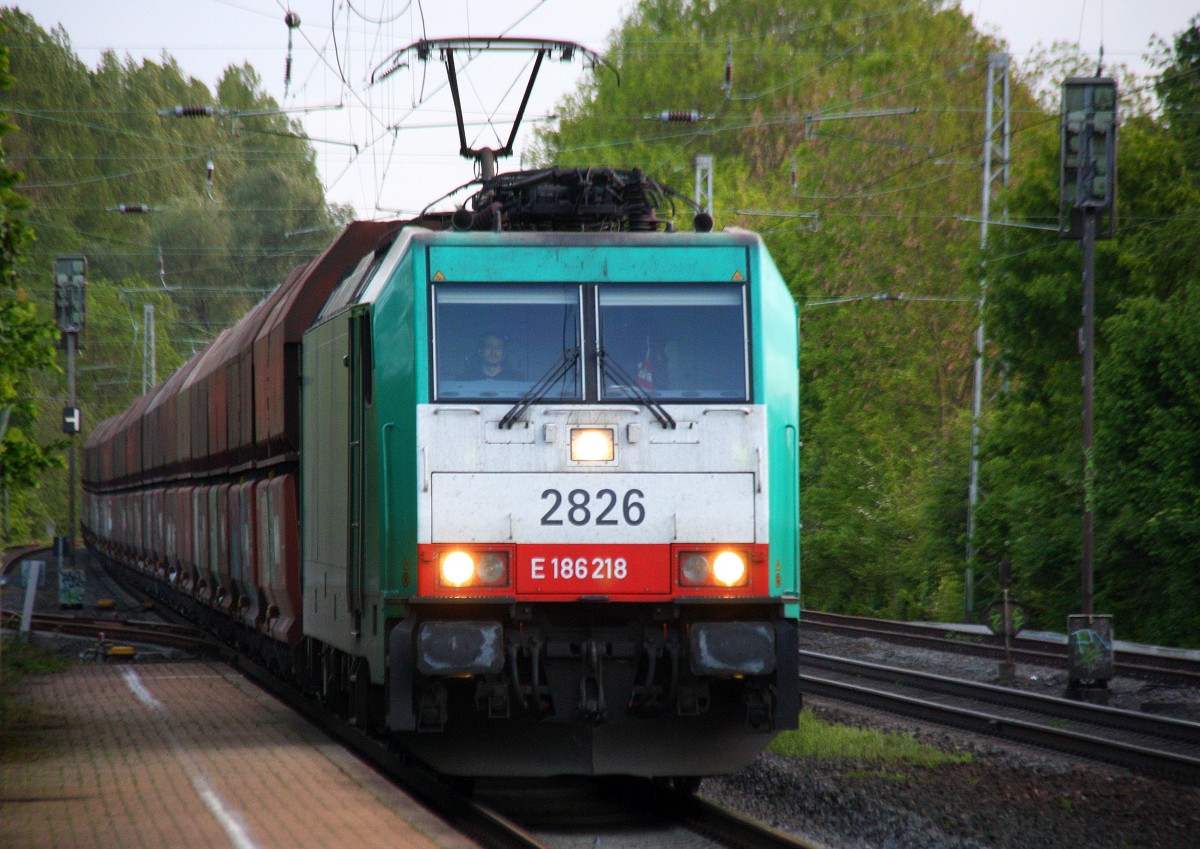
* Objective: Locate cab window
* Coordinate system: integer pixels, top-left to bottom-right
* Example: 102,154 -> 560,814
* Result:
597,284 -> 749,402
432,283 -> 582,401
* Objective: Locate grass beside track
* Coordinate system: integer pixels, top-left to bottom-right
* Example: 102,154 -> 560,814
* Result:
769,708 -> 972,768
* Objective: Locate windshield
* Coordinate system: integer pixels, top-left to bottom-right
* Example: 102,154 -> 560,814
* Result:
433,283 -> 581,402
597,284 -> 749,402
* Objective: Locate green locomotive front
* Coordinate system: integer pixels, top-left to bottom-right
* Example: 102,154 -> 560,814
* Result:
302,220 -> 801,777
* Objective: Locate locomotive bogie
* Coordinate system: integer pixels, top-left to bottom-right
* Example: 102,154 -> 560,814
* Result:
387,605 -> 799,776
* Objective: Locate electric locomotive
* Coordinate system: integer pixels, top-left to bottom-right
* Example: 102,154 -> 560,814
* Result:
83,167 -> 800,780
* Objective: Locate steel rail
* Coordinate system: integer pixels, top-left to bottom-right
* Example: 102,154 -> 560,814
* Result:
2,610 -> 224,657
653,785 -> 829,849
2,544 -> 51,574
799,651 -> 1200,784
801,609 -> 1200,686
801,651 -> 1200,745
468,774 -> 829,849
9,609 -> 202,637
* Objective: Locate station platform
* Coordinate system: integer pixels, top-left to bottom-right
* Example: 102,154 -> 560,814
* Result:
1,659 -> 477,849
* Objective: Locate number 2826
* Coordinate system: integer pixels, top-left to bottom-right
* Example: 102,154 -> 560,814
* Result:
540,488 -> 645,526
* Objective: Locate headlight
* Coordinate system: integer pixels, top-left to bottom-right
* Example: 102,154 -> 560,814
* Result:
678,549 -> 748,587
571,427 -> 615,462
712,551 -> 747,586
681,553 -> 710,584
439,549 -> 510,587
475,552 -> 508,585
441,551 -> 474,586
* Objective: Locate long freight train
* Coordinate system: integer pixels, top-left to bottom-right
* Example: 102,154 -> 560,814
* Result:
83,168 -> 801,779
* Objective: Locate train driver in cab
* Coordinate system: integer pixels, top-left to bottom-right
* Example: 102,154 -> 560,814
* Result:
469,332 -> 523,380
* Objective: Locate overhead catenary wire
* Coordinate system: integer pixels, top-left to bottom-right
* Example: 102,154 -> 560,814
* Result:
7,2 -> 1192,235
0,7 -> 1101,219
8,0 -> 1182,213
546,18 -> 1188,222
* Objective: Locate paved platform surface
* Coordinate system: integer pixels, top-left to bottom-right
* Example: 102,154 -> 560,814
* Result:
1,660 -> 478,849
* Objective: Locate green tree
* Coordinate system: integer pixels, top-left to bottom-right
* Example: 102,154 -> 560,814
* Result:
536,0 -> 1042,619
0,8 -> 340,540
978,23 -> 1200,646
0,26 -> 59,540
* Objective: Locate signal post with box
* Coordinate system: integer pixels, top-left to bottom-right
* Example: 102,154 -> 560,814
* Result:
53,255 -> 87,593
1059,77 -> 1116,697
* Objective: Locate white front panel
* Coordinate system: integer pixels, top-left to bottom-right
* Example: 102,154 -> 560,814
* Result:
431,472 -> 755,544
415,403 -> 768,546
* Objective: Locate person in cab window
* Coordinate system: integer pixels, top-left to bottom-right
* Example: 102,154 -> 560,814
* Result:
469,333 -> 523,380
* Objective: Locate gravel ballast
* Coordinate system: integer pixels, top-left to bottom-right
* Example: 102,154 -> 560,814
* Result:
702,629 -> 1200,849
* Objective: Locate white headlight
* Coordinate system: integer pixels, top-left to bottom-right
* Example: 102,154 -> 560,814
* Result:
571,427 -> 615,462
441,551 -> 474,586
713,551 -> 747,586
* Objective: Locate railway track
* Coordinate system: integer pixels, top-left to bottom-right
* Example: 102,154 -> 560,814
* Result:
0,609 -> 223,659
801,609 -> 1200,686
2,544 -> 224,659
1,543 -> 50,573
468,775 -> 830,849
234,639 -> 827,849
799,650 -> 1200,784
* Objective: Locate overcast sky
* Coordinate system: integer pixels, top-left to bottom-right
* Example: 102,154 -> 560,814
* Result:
9,1 -> 1198,218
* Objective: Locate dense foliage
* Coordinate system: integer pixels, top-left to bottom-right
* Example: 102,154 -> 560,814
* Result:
0,24 -> 59,538
535,0 -> 1039,622
979,18 -> 1200,646
0,9 -> 344,540
538,0 -> 1200,646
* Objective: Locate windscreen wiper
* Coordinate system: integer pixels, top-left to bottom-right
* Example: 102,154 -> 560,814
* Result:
598,348 -> 676,429
499,348 -> 580,429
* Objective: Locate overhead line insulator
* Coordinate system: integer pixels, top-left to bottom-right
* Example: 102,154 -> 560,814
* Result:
647,111 -> 704,123
159,105 -> 217,118
284,11 -> 300,95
